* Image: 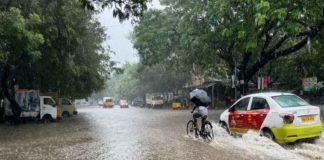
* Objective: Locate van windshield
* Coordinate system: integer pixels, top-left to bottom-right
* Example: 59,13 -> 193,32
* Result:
152,96 -> 162,100
272,95 -> 309,108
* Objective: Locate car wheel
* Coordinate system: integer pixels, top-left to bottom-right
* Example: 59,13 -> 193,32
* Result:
42,115 -> 52,124
220,121 -> 230,134
261,129 -> 275,141
62,112 -> 70,118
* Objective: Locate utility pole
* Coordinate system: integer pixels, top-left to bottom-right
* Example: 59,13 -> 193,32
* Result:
234,60 -> 237,99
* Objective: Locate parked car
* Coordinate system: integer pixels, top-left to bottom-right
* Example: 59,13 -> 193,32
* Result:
120,100 -> 129,108
59,98 -> 77,118
219,92 -> 323,143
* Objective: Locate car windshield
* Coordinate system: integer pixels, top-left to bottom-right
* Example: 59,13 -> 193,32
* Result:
272,95 -> 309,108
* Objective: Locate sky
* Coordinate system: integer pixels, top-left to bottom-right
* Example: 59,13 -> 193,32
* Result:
97,0 -> 164,66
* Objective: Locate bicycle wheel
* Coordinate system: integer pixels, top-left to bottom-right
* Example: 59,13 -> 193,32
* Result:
204,121 -> 214,142
186,120 -> 197,138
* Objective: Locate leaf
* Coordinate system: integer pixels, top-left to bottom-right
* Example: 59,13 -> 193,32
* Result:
238,31 -> 246,39
221,28 -> 232,37
255,13 -> 266,26
246,39 -> 257,51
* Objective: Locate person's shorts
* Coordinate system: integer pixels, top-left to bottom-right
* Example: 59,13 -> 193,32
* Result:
193,112 -> 207,119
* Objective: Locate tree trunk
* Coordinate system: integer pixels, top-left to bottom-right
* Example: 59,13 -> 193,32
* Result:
1,65 -> 21,124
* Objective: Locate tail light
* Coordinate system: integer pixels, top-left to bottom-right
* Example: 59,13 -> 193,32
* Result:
279,113 -> 294,124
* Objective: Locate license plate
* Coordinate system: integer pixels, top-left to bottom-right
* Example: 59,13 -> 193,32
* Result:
300,116 -> 315,122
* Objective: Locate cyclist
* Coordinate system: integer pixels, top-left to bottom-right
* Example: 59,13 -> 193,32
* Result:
191,104 -> 208,133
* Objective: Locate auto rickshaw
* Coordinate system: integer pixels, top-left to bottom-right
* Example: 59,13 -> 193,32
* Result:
171,98 -> 182,109
103,97 -> 114,108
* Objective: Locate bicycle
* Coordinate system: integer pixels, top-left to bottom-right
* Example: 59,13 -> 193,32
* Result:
186,114 -> 214,142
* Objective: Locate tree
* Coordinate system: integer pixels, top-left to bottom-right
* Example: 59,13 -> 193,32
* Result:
0,0 -> 148,123
0,0 -> 113,99
32,0 -> 113,98
133,9 -> 228,78
133,0 -> 324,95
0,5 -> 44,122
268,33 -> 324,90
80,0 -> 148,21
106,62 -> 189,101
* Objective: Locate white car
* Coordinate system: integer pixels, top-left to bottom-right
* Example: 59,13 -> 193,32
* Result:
219,92 -> 323,143
119,100 -> 129,108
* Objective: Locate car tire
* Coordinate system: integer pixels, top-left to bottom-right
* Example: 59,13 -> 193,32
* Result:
62,111 -> 70,118
42,115 -> 52,124
261,129 -> 275,141
220,121 -> 230,134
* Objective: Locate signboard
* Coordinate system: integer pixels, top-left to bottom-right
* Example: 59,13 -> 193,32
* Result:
263,76 -> 269,88
303,77 -> 317,92
258,76 -> 270,90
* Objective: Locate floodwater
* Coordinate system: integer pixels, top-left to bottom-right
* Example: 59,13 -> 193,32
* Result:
0,106 -> 323,160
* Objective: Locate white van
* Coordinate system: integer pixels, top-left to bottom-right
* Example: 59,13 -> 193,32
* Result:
5,90 -> 57,123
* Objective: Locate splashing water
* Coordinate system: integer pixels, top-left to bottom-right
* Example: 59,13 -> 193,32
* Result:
186,122 -> 324,160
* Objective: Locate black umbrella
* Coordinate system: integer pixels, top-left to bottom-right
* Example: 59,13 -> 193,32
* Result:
189,89 -> 211,106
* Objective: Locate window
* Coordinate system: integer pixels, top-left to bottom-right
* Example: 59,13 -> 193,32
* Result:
233,97 -> 250,111
272,95 -> 309,108
251,97 -> 269,110
44,98 -> 55,106
62,99 -> 72,105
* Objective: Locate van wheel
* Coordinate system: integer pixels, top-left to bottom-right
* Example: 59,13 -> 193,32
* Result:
43,115 -> 52,124
62,112 -> 70,118
261,129 -> 275,141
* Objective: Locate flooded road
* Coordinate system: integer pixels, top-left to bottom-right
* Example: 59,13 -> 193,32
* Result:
0,106 -> 324,160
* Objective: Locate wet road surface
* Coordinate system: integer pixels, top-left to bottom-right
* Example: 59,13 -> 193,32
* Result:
0,106 -> 324,160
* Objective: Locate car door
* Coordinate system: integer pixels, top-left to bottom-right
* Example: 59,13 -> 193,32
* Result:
61,98 -> 74,114
228,97 -> 251,133
246,97 -> 270,130
41,97 -> 57,119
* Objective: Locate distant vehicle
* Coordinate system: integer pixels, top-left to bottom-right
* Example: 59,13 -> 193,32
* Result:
74,99 -> 91,106
119,100 -> 129,108
171,101 -> 181,109
171,97 -> 185,109
98,100 -> 103,107
58,98 -> 77,118
219,92 -> 323,143
132,97 -> 144,107
4,90 -> 57,123
145,93 -> 164,108
103,97 -> 114,108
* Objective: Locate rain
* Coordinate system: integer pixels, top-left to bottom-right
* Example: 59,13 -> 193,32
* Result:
1,0 -> 324,160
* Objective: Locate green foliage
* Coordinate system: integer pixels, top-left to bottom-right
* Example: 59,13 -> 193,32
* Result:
133,9 -> 227,78
106,62 -> 189,101
133,0 -> 324,93
80,0 -> 148,21
0,7 -> 44,65
0,0 -> 114,98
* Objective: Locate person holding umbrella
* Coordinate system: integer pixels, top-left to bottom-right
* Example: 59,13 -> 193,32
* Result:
190,89 -> 211,133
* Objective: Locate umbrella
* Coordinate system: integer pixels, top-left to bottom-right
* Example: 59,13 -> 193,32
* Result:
189,89 -> 211,106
